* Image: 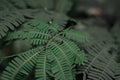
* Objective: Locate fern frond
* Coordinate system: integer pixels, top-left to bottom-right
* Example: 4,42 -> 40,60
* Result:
6,30 -> 51,40
77,40 -> 118,80
0,10 -> 26,39
54,38 -> 86,65
62,29 -> 90,43
35,53 -> 49,80
47,41 -> 85,80
46,48 -> 74,80
48,42 -> 73,66
1,47 -> 43,80
115,64 -> 120,80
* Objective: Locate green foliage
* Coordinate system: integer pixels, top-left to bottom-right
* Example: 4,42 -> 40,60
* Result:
2,47 -> 41,80
77,40 -> 118,80
0,10 -> 26,39
75,22 -> 120,80
0,0 -> 120,80
0,17 -> 89,80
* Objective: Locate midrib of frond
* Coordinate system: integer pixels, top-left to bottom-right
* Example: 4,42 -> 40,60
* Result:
10,51 -> 40,80
62,39 -> 81,58
53,43 -> 72,68
61,39 -> 75,53
43,56 -> 47,80
97,54 -> 117,80
83,45 -> 112,79
53,53 -> 66,80
115,64 -> 120,80
83,54 -> 99,80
